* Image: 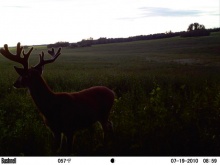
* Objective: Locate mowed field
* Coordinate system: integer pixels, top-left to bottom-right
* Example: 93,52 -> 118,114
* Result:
0,32 -> 220,156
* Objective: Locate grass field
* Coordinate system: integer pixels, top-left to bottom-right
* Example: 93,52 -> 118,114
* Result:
0,32 -> 220,156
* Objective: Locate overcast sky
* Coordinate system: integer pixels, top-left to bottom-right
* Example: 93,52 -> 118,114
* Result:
0,0 -> 219,46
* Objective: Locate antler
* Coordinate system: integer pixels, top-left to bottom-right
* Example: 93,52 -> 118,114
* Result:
0,42 -> 33,70
34,47 -> 61,68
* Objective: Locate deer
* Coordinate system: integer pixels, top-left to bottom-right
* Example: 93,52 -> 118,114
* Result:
0,43 -> 115,155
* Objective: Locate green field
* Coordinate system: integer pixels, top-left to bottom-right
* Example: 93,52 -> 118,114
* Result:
0,32 -> 220,156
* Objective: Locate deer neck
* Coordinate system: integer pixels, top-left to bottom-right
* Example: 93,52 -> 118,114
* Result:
28,75 -> 54,116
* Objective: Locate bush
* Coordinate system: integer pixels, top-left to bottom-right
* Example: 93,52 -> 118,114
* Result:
181,29 -> 210,37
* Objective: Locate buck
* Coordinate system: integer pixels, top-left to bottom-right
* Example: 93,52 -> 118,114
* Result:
0,43 -> 114,155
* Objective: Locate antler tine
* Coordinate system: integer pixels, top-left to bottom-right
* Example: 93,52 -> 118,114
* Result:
48,47 -> 61,59
0,42 -> 33,70
34,47 -> 61,68
0,43 -> 22,62
22,46 -> 33,61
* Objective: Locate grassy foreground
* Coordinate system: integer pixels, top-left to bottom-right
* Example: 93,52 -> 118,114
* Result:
0,32 -> 220,156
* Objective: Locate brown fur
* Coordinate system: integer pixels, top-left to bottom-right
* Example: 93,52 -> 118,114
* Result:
15,68 -> 115,155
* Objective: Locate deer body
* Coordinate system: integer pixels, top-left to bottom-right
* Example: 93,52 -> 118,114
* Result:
28,73 -> 114,132
0,43 -> 114,155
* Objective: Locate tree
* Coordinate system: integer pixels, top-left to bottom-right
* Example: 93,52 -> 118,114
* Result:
198,24 -> 205,30
187,22 -> 205,32
193,22 -> 199,30
187,23 -> 194,31
47,41 -> 70,48
182,23 -> 210,37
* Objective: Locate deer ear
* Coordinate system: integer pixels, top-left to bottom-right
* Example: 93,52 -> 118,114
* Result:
14,66 -> 25,76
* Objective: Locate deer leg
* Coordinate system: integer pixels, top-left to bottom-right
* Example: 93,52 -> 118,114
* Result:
53,132 -> 62,154
66,133 -> 74,155
106,120 -> 113,135
100,120 -> 113,144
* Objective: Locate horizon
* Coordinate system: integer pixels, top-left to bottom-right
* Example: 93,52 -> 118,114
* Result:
5,27 -> 220,47
0,0 -> 219,47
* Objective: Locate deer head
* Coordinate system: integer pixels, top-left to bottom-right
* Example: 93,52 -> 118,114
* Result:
0,42 -> 61,88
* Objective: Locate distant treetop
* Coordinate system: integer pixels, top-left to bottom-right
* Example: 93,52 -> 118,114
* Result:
187,22 -> 206,31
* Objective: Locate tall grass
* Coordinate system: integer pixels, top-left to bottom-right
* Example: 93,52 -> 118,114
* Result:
0,32 -> 220,156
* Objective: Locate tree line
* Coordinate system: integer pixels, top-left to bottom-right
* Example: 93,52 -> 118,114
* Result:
47,24 -> 220,48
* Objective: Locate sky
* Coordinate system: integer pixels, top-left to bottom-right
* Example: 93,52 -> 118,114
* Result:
0,0 -> 219,46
